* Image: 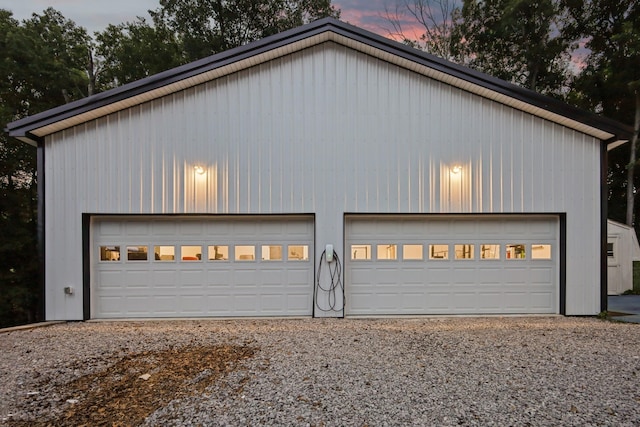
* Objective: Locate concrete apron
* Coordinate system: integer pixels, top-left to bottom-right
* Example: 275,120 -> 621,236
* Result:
608,295 -> 640,323
2,300 -> 640,328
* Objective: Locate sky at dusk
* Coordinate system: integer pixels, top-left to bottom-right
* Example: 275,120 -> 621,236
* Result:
0,1 -> 588,73
0,0 -> 424,38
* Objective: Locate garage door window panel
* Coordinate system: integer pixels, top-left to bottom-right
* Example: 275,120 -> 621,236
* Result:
181,245 -> 202,261
402,244 -> 423,260
429,244 -> 449,260
127,246 -> 148,261
208,245 -> 229,261
454,244 -> 474,260
480,244 -> 500,259
235,245 -> 255,261
288,245 -> 309,261
351,244 -> 371,260
154,246 -> 175,261
532,244 -> 552,260
377,244 -> 397,260
262,245 -> 283,261
100,246 -> 120,261
506,244 -> 526,259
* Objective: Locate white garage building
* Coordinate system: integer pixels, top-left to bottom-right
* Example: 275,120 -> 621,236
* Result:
7,18 -> 632,320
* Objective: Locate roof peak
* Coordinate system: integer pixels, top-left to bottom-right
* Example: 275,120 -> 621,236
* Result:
6,17 -> 632,145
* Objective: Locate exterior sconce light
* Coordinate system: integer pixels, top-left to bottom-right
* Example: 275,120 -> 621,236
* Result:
194,166 -> 205,175
451,165 -> 462,174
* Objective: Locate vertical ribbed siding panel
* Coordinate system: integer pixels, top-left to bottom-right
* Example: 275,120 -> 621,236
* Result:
44,41 -> 603,319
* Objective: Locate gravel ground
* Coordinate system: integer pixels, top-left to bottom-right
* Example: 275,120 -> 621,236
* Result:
1,316 -> 639,426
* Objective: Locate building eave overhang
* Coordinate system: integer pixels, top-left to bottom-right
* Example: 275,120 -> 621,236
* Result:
6,17 -> 633,145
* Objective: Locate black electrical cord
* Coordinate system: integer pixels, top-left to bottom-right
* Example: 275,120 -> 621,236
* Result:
314,249 -> 344,315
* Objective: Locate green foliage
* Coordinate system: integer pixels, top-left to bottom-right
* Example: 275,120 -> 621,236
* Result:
0,180 -> 38,327
151,0 -> 340,61
633,261 -> 640,292
563,1 -> 640,231
19,8 -> 92,104
0,8 -> 91,327
95,19 -> 183,88
452,0 -> 571,95
93,0 -> 340,86
563,1 -> 640,123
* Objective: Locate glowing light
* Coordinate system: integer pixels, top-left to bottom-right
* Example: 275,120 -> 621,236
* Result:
194,166 -> 205,175
451,165 -> 462,174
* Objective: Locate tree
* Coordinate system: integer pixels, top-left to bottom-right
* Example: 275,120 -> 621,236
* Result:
452,0 -> 571,95
93,0 -> 340,87
96,19 -> 183,88
150,0 -> 340,62
20,8 -> 92,102
382,0 -> 459,60
0,8 -> 91,327
0,10 -> 41,327
562,1 -> 640,228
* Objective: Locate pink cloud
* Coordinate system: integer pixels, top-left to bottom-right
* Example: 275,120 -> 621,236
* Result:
334,0 -> 428,42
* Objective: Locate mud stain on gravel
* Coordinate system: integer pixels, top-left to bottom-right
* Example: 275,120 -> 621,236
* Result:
8,344 -> 256,427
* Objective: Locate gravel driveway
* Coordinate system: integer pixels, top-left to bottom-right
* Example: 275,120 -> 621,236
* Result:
1,317 -> 639,426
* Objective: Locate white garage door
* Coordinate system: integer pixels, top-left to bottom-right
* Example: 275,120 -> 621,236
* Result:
92,216 -> 314,318
345,215 -> 559,315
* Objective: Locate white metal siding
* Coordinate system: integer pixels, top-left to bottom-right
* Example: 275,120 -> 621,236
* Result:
607,220 -> 639,295
45,41 -> 601,319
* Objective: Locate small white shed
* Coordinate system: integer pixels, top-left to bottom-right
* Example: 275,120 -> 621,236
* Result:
607,219 -> 640,295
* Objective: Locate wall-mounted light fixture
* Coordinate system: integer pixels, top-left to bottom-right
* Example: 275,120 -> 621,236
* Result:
451,165 -> 462,174
194,166 -> 205,175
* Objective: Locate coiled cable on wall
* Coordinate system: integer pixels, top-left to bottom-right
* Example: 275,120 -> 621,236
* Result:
314,249 -> 344,314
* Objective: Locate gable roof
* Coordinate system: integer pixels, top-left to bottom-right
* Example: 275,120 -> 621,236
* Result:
6,17 -> 633,146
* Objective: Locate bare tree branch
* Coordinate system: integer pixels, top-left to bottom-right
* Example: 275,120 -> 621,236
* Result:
381,0 -> 458,60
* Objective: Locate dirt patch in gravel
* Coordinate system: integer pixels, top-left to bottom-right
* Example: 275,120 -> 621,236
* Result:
7,344 -> 256,427
3,318 -> 639,426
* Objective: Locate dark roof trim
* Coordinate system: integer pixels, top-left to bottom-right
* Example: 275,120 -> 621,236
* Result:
328,22 -> 632,140
6,17 -> 633,142
22,131 -> 44,145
